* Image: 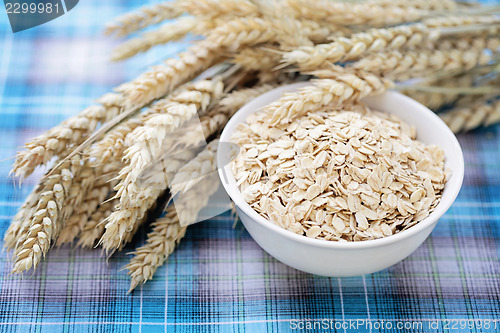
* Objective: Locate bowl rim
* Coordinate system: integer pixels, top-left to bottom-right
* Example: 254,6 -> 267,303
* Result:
217,82 -> 465,249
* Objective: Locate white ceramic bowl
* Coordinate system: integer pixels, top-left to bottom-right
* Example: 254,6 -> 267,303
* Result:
217,82 -> 464,277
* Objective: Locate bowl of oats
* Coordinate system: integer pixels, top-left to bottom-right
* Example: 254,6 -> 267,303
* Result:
218,82 -> 464,277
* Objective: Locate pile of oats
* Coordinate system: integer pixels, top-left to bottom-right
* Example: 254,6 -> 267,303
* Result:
231,102 -> 449,242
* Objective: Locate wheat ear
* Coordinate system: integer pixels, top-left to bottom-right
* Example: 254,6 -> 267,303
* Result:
232,47 -> 282,71
125,207 -> 186,292
401,74 -> 476,110
117,40 -> 223,108
116,79 -> 223,204
282,24 -> 436,71
77,199 -> 117,249
285,0 -> 430,27
11,94 -> 123,180
170,139 -> 219,197
4,186 -> 41,250
100,145 -> 198,253
179,0 -> 258,18
12,156 -> 81,273
366,0 -> 457,10
57,162 -> 120,245
440,99 -> 500,133
104,2 -> 184,37
111,17 -> 197,61
265,71 -> 393,126
126,164 -> 221,291
350,39 -> 495,79
423,15 -> 500,28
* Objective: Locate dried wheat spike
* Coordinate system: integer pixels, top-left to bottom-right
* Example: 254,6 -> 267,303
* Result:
11,93 -> 123,180
77,199 -> 117,249
440,100 -> 500,133
367,0 -> 457,10
401,74 -> 476,110
283,24 -> 436,71
350,39 -> 494,79
232,47 -> 281,71
111,17 -> 196,61
89,118 -> 143,167
179,0 -> 258,18
285,0 -> 430,27
125,207 -> 186,292
12,156 -> 81,273
118,79 -> 224,199
423,15 -> 500,28
118,40 -> 222,108
205,17 -> 277,52
169,84 -> 277,151
169,139 -> 219,197
104,2 -> 184,37
57,162 -> 120,245
4,186 -> 41,250
126,169 -> 221,291
100,147 -> 197,252
265,71 -> 393,126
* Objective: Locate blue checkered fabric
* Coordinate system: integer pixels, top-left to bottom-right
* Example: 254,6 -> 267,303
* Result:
0,1 -> 499,332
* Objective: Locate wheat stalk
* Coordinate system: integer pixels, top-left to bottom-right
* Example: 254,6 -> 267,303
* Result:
440,99 -> 500,133
104,2 -> 184,37
12,156 -> 82,273
11,93 -> 123,180
264,70 -> 393,126
111,17 -> 197,61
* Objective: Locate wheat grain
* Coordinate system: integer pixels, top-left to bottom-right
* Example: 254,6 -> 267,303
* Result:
12,156 -> 81,273
104,2 -> 184,37
125,207 -> 186,292
282,24 -> 436,71
440,99 -> 500,133
264,71 -> 393,126
11,93 -> 123,180
111,17 -> 197,61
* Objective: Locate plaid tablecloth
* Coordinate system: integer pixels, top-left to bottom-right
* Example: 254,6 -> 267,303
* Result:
0,1 -> 499,332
